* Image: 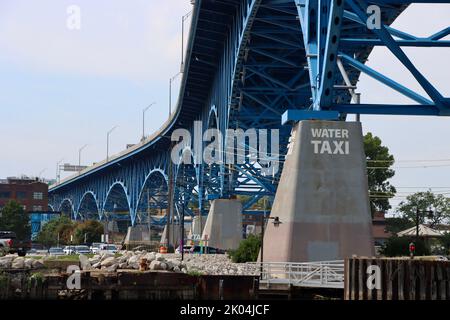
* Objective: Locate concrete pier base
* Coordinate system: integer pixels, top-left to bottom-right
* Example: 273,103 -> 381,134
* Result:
124,225 -> 150,245
263,120 -> 374,262
201,199 -> 243,250
160,224 -> 180,248
188,215 -> 207,243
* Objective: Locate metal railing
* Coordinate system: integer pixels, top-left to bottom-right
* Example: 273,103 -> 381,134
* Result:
248,260 -> 345,289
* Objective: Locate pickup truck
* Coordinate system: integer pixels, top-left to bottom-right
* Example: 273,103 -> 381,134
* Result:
0,231 -> 31,257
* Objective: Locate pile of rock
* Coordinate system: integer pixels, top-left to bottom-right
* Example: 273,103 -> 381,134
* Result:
80,251 -> 259,276
79,251 -> 188,273
176,254 -> 259,276
0,255 -> 45,270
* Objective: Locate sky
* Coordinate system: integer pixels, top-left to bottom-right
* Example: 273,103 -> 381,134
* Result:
0,1 -> 449,214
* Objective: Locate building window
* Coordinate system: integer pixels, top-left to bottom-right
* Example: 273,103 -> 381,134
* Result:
32,205 -> 42,212
0,191 -> 11,199
16,191 -> 27,199
33,192 -> 43,200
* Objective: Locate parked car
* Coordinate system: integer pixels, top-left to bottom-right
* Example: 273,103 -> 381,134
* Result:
176,245 -> 193,254
26,248 -> 38,255
187,245 -> 225,254
49,247 -> 65,256
75,245 -> 91,255
90,242 -> 104,254
63,245 -> 77,255
99,244 -> 118,254
0,231 -> 31,257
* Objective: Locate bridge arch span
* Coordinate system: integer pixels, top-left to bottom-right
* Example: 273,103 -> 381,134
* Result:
135,168 -> 169,225
102,181 -> 132,226
77,191 -> 100,221
59,198 -> 75,219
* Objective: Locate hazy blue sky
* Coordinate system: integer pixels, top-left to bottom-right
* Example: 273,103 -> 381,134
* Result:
0,1 -> 449,213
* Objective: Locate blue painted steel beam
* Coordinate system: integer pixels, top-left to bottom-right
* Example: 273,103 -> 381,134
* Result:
339,53 -> 433,106
340,39 -> 450,47
282,110 -> 340,124
331,104 -> 441,116
346,0 -> 445,108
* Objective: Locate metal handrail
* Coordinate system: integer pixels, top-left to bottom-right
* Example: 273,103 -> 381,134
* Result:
248,260 -> 345,289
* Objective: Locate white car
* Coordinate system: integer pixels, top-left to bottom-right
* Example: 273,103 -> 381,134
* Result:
63,246 -> 76,255
99,244 -> 118,254
49,247 -> 65,256
90,242 -> 104,254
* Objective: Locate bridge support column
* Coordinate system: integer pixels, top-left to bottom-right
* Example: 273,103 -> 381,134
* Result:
262,120 -> 374,262
201,199 -> 243,251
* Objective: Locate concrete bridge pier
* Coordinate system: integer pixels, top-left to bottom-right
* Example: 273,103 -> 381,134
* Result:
262,120 -> 374,262
201,199 -> 243,251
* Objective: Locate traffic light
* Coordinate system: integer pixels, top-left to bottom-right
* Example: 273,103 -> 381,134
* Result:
409,242 -> 416,259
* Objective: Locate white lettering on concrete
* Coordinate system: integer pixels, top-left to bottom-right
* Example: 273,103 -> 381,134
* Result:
311,128 -> 350,155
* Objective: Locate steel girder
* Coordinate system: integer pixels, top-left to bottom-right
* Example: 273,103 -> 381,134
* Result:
290,0 -> 450,120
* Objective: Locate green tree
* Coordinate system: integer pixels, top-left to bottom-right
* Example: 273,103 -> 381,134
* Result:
439,233 -> 450,254
0,200 -> 31,239
73,220 -> 103,244
36,216 -> 75,248
385,217 -> 414,234
364,132 -> 396,214
397,191 -> 450,227
229,234 -> 261,263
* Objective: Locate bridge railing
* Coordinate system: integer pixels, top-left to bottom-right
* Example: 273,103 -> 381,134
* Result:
247,260 -> 345,289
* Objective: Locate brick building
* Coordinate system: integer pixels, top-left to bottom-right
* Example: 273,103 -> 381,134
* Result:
372,211 -> 392,246
0,177 -> 48,213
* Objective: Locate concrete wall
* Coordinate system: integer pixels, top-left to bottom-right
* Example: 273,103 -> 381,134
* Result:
263,120 -> 374,262
201,199 -> 243,250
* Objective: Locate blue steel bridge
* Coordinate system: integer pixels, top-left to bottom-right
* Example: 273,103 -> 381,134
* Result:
49,0 -> 450,230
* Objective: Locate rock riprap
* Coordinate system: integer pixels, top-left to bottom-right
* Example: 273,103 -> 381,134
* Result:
82,251 -> 259,275
0,255 -> 45,270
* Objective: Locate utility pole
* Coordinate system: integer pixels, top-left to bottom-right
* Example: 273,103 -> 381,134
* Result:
147,189 -> 151,246
181,164 -> 186,261
415,208 -> 434,243
166,145 -> 175,251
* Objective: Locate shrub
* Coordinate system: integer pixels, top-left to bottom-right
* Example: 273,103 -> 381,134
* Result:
229,234 -> 261,263
379,236 -> 430,257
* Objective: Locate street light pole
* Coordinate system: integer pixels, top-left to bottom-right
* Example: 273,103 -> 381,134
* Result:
181,11 -> 193,72
142,102 -> 156,141
107,126 -> 118,161
56,158 -> 64,183
38,168 -> 46,181
169,72 -> 181,118
78,145 -> 88,173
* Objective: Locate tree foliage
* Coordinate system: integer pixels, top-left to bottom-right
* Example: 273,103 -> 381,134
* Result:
73,220 -> 103,244
397,191 -> 450,227
229,234 -> 261,263
0,200 -> 31,240
363,132 -> 396,213
439,233 -> 450,254
36,216 -> 75,248
385,217 -> 414,234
